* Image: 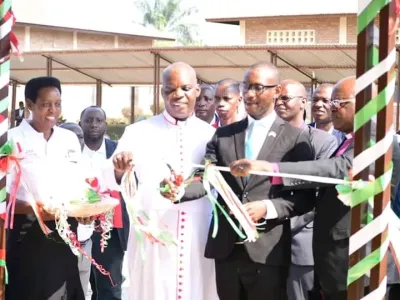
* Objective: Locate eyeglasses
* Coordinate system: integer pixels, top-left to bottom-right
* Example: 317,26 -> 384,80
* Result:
277,95 -> 305,102
330,98 -> 355,109
241,82 -> 277,94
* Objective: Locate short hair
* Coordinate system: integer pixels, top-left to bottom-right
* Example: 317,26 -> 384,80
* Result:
25,76 -> 61,103
18,101 -> 24,106
215,78 -> 240,95
80,105 -> 107,120
200,84 -> 214,93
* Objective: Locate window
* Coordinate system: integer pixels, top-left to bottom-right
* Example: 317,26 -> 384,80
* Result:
396,29 -> 400,44
266,30 -> 316,45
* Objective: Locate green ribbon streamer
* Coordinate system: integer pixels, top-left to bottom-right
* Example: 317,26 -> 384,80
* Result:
354,76 -> 395,132
0,260 -> 8,284
347,237 -> 388,285
336,164 -> 392,207
0,140 -> 13,156
0,0 -> 11,20
358,0 -> 391,34
0,188 -> 5,203
203,167 -> 246,240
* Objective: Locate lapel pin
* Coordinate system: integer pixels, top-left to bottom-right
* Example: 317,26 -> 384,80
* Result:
268,131 -> 276,137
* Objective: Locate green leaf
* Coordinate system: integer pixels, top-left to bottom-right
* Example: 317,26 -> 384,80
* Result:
86,189 -> 101,203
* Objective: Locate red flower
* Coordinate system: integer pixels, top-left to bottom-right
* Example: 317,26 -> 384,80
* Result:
175,175 -> 184,186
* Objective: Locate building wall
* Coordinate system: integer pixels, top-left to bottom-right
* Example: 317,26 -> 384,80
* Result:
244,15 -> 344,44
14,25 -> 153,51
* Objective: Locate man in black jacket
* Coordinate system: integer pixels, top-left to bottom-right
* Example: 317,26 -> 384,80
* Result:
230,76 -> 400,300
79,106 -> 129,300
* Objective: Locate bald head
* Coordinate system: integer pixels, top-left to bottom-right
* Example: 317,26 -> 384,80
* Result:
216,78 -> 241,95
331,76 -> 356,133
161,62 -> 200,120
163,62 -> 197,84
276,80 -> 307,126
281,79 -> 307,98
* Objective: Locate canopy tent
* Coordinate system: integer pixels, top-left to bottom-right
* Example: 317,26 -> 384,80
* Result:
10,44 -> 360,85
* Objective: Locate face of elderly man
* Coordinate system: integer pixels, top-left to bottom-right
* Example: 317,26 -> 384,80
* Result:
161,62 -> 200,120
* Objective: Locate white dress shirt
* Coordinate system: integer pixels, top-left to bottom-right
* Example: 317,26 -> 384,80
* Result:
6,119 -> 81,204
77,140 -> 108,242
245,112 -> 278,219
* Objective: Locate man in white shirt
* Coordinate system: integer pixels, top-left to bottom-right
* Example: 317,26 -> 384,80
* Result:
79,106 -> 127,300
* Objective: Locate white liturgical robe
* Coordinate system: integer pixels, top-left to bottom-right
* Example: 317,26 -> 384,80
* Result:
115,110 -> 218,300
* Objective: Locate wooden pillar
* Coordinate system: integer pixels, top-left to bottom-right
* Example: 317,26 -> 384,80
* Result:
10,81 -> 17,128
96,80 -> 102,107
46,57 -> 52,76
348,22 -> 375,300
130,86 -> 135,124
153,53 -> 160,115
369,2 -> 395,294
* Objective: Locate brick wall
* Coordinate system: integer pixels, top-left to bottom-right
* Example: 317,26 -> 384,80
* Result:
14,25 -> 154,51
245,15 -> 341,44
347,15 -> 357,44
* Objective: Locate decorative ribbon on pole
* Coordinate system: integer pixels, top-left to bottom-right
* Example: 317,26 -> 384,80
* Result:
349,0 -> 396,298
0,0 -> 12,292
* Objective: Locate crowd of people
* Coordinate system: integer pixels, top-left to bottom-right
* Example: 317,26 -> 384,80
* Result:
4,60 -> 400,300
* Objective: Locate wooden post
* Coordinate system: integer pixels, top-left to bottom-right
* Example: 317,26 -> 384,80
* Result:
96,80 -> 102,107
348,1 -> 396,298
153,53 -> 160,115
130,86 -> 135,124
369,1 -> 395,293
46,57 -> 52,76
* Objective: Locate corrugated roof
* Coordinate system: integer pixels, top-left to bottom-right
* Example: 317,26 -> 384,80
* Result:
10,44 -> 361,85
205,0 -> 357,21
13,0 -> 175,41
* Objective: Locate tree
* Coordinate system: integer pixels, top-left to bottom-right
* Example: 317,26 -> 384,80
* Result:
136,0 -> 201,46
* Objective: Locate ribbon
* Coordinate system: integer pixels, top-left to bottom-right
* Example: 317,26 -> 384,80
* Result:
55,206 -> 115,286
0,141 -> 22,229
203,165 -> 258,241
121,170 -> 177,260
0,249 -> 7,284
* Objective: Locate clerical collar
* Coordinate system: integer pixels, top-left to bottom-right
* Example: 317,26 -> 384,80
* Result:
162,110 -> 194,126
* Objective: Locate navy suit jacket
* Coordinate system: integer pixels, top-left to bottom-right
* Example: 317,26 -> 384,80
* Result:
105,139 -> 130,251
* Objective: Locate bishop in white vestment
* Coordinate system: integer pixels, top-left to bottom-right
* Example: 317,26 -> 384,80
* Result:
113,62 -> 218,300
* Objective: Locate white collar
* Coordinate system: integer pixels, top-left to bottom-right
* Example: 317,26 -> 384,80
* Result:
19,119 -> 58,139
83,139 -> 106,154
162,109 -> 194,126
247,111 -> 277,127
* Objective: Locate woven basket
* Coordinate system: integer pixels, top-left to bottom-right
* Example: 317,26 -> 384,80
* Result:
43,195 -> 120,218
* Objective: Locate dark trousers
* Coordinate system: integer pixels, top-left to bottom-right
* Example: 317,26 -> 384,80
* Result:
215,244 -> 288,300
90,228 -> 124,300
6,218 -> 84,300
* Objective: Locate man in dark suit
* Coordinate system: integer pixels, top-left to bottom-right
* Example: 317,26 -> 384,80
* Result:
79,106 -> 129,300
194,63 -> 317,300
14,101 -> 25,126
309,83 -> 345,146
276,80 -> 337,300
231,76 -> 400,300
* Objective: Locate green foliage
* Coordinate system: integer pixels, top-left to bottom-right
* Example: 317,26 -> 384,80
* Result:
136,0 -> 201,46
107,124 -> 126,141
